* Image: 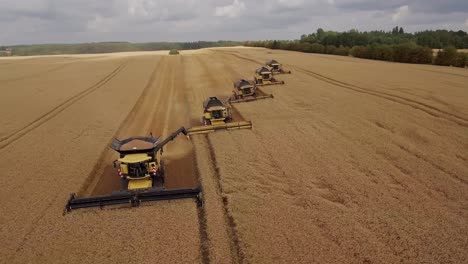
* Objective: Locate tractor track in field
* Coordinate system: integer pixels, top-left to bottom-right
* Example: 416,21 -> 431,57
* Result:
291,67 -> 468,127
78,58 -> 161,196
0,57 -> 41,66
197,54 -> 249,122
419,68 -> 468,78
216,52 -> 273,99
0,59 -> 129,150
194,54 -> 246,263
217,50 -> 468,128
194,149 -> 211,264
205,134 -> 246,264
81,55 -> 199,194
0,62 -> 74,83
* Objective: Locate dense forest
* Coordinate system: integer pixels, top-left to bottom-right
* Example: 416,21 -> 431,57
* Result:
245,28 -> 468,67
0,41 -> 241,56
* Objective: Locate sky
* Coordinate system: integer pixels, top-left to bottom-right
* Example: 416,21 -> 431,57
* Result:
1,0 -> 468,45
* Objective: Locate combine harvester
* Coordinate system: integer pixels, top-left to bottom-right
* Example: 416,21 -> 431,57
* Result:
228,79 -> 273,104
187,96 -> 252,135
254,66 -> 285,86
266,59 -> 291,74
65,127 -> 202,213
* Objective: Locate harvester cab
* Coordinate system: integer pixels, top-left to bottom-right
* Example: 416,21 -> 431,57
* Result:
254,66 -> 285,86
202,96 -> 231,126
234,79 -> 256,97
111,137 -> 163,190
266,59 -> 291,74
65,127 -> 202,213
229,79 -> 274,104
187,96 -> 252,135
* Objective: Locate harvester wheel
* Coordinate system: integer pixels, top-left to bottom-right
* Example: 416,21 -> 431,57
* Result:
120,177 -> 129,190
197,191 -> 204,207
152,160 -> 165,187
203,117 -> 211,126
159,160 -> 165,185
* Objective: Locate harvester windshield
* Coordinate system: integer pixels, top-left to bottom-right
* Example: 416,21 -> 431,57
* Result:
128,162 -> 149,178
256,67 -> 272,80
211,110 -> 224,119
117,153 -> 152,178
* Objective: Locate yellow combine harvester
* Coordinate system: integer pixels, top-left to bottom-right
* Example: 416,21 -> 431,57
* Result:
229,79 -> 273,104
254,66 -> 285,86
65,127 -> 202,212
187,96 -> 252,135
266,59 -> 291,74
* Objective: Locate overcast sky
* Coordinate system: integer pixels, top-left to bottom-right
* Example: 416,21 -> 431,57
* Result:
1,0 -> 468,45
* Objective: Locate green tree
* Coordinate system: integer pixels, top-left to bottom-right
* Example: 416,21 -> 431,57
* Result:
435,46 -> 458,66
325,45 -> 336,54
272,40 -> 280,49
169,49 -> 179,55
310,43 -> 325,53
350,46 -> 368,58
454,52 -> 467,68
334,45 -> 350,56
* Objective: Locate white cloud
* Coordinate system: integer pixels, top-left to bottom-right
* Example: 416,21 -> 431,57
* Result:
127,0 -> 157,17
0,0 -> 467,45
87,15 -> 113,32
277,0 -> 304,8
392,5 -> 409,22
465,18 -> 468,28
214,0 -> 246,18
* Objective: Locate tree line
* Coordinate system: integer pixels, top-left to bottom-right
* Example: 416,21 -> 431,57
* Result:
244,28 -> 468,68
5,41 -> 241,56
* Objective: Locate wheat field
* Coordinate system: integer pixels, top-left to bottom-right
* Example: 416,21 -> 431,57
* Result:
1,47 -> 467,263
